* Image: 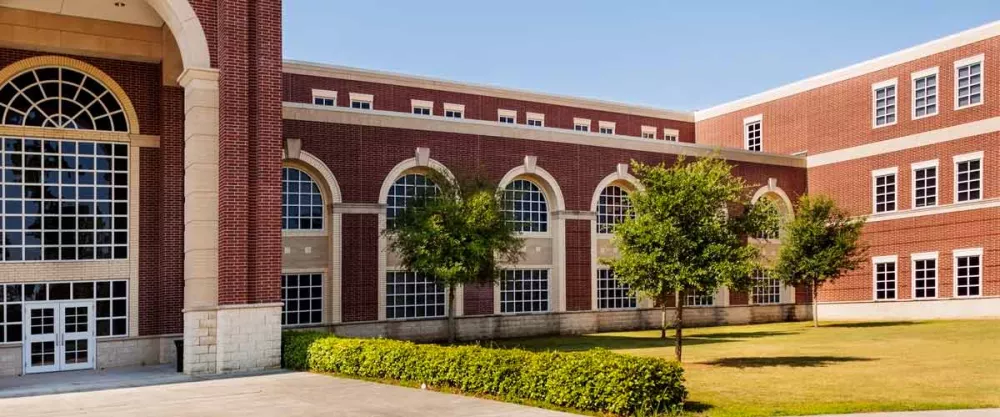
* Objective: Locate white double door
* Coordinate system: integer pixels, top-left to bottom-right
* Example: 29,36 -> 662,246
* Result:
22,301 -> 96,374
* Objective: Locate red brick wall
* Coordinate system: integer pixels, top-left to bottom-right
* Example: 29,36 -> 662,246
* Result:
283,73 -> 695,142
154,86 -> 186,335
139,148 -> 162,336
190,0 -> 219,68
341,213 -> 380,322
565,219 -> 592,311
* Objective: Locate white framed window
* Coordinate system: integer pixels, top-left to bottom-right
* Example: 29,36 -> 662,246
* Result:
1,66 -> 130,131
872,167 -> 898,213
911,67 -> 938,119
595,185 -> 632,234
663,128 -> 679,142
640,126 -> 656,139
386,173 -> 439,225
502,179 -> 548,233
0,280 -> 129,342
526,112 -> 544,127
411,99 -> 433,116
873,255 -> 897,300
500,269 -> 549,313
911,160 -> 938,209
282,167 -> 324,230
911,252 -> 938,299
955,54 -> 984,110
954,151 -> 983,203
685,290 -> 715,307
744,114 -> 762,151
597,268 -> 637,310
954,248 -> 982,297
872,79 -> 897,128
498,109 -> 517,124
751,270 -> 780,305
349,92 -> 373,110
598,121 -> 616,135
280,273 -> 322,326
311,89 -> 337,106
573,118 -> 591,132
386,271 -> 445,319
443,103 -> 464,119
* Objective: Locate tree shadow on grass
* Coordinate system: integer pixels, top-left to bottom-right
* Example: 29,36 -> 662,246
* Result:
701,356 -> 876,368
822,321 -> 922,329
691,330 -> 798,339
683,401 -> 714,413
491,331 -> 797,352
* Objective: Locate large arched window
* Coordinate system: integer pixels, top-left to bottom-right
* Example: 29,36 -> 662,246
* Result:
502,179 -> 548,233
281,167 -> 324,230
596,185 -> 632,234
0,67 -> 129,132
386,173 -> 438,223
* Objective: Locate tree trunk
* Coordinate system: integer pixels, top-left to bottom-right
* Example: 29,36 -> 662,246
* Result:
660,297 -> 667,339
447,283 -> 457,343
812,281 -> 819,328
674,290 -> 684,362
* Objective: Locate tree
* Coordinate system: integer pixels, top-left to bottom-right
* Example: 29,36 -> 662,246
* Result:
603,157 -> 779,362
385,170 -> 523,343
771,194 -> 867,327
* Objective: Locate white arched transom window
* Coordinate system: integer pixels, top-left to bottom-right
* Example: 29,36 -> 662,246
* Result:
281,167 -> 324,230
502,179 -> 548,233
0,67 -> 129,132
386,173 -> 438,223
596,185 -> 632,234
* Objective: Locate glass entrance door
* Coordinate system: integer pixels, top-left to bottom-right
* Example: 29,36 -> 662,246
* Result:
22,301 -> 96,374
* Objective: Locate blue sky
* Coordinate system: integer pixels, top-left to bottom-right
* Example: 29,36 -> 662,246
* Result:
282,1 -> 1000,111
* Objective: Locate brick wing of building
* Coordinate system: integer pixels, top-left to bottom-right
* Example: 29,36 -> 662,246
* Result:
0,2 -> 991,378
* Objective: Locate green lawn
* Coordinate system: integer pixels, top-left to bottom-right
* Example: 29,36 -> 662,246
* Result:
494,320 -> 1000,416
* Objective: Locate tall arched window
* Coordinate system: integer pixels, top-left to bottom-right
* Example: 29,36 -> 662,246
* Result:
0,67 -> 129,132
281,167 -> 324,230
386,173 -> 438,223
596,185 -> 632,234
502,179 -> 548,233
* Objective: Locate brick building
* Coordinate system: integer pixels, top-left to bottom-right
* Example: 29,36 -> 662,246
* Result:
0,2 -> 991,377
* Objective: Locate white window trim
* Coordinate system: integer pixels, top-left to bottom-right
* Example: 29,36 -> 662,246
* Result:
910,159 -> 939,209
872,255 -> 898,301
640,125 -> 656,139
349,92 -> 374,109
411,99 -> 433,115
498,109 -> 517,123
598,121 -> 616,134
526,112 -> 545,127
872,78 -> 898,128
311,89 -> 337,106
953,247 -> 984,298
954,54 -> 985,110
573,117 -> 591,132
911,251 -> 938,300
911,67 -> 939,120
871,167 -> 898,213
743,114 -> 762,151
663,128 -> 680,141
953,151 -> 984,203
443,103 -> 465,118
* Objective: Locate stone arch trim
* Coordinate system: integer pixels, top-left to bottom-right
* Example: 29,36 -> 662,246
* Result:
498,164 -> 567,212
144,0 -> 212,70
751,183 -> 795,219
590,168 -> 641,212
284,150 -> 343,205
378,157 -> 456,205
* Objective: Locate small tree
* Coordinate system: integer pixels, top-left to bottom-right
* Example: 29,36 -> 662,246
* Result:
603,157 -> 778,362
772,194 -> 867,327
385,170 -> 523,343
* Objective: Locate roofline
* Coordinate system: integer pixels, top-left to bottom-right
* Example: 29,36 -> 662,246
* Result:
694,20 -> 1000,122
282,60 -> 695,123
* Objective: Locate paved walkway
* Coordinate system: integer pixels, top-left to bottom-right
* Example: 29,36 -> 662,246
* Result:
0,372 -> 576,417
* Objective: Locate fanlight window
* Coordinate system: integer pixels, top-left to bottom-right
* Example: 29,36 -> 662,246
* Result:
596,185 -> 632,234
386,173 -> 439,223
0,67 -> 129,132
503,179 -> 548,233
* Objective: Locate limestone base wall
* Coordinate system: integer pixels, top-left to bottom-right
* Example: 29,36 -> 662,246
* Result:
818,297 -> 1000,320
0,335 -> 180,377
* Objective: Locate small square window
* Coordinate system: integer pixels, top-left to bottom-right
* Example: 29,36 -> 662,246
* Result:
598,122 -> 615,135
526,112 -> 544,127
663,128 -> 679,142
411,100 -> 433,116
955,55 -> 983,109
444,103 -> 464,119
349,93 -> 373,110
873,80 -> 897,127
872,168 -> 897,213
912,68 -> 938,119
311,89 -> 337,107
498,110 -> 517,124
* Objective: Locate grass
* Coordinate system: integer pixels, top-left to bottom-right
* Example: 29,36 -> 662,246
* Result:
493,320 -> 1000,416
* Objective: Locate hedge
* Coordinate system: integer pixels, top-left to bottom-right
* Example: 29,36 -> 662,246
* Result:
282,331 -> 687,415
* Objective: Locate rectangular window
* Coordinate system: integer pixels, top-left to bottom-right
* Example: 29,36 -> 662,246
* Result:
663,128 -> 679,142
444,103 -> 464,119
498,109 -> 516,124
872,167 -> 898,213
598,121 -> 616,135
386,271 -> 445,319
411,99 -> 433,116
641,126 -> 656,139
912,160 -> 938,208
280,273 -> 323,326
873,79 -> 897,127
954,248 -> 982,297
500,269 -> 549,313
573,118 -> 591,132
597,269 -> 636,310
955,55 -> 983,109
955,152 -> 983,202
311,89 -> 337,106
744,115 -> 762,151
751,270 -> 781,304
685,290 -> 715,307
912,68 -> 938,119
912,252 -> 937,299
874,256 -> 897,300
526,112 -> 544,127
0,280 -> 128,342
349,93 -> 373,110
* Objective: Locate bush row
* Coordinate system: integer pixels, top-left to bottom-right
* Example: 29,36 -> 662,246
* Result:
282,331 -> 687,416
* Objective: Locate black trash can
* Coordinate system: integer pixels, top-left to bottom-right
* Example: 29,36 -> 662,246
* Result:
174,339 -> 184,373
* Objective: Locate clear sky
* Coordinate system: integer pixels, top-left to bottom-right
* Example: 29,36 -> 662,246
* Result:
282,1 -> 1000,112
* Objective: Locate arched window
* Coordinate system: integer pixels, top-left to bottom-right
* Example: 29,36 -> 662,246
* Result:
281,167 -> 324,230
503,179 -> 548,233
386,173 -> 438,222
596,185 -> 632,234
0,67 -> 129,132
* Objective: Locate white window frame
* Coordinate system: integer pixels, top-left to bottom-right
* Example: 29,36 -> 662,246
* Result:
871,167 -> 898,214
640,126 -> 656,139
954,54 -> 984,110
498,109 -> 517,124
911,67 -> 939,120
911,159 -> 939,209
526,112 -> 544,127
596,268 -> 637,310
872,78 -> 898,128
443,103 -> 465,119
663,128 -> 679,142
953,247 -> 983,298
311,89 -> 337,106
573,118 -> 591,132
911,251 -> 938,299
598,121 -> 616,135
411,99 -> 433,116
954,151 -> 984,203
872,255 -> 898,301
280,272 -> 324,326
349,92 -> 373,110
744,114 -> 762,151
500,268 -> 551,314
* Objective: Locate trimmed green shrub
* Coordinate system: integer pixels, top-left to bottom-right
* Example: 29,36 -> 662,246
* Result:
282,331 -> 687,416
